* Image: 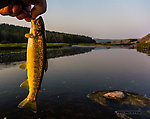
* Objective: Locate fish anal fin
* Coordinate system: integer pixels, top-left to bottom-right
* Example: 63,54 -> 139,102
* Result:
44,60 -> 48,72
18,98 -> 37,113
19,62 -> 27,71
20,79 -> 29,89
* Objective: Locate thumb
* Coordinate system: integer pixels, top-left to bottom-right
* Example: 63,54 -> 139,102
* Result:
31,3 -> 46,19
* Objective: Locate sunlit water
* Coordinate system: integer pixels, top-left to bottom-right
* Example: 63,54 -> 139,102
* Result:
0,46 -> 150,119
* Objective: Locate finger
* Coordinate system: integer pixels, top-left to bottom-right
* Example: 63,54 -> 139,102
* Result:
22,2 -> 31,14
21,3 -> 32,21
25,17 -> 31,22
0,4 -> 12,15
31,1 -> 47,19
31,5 -> 42,19
24,5 -> 31,13
16,12 -> 28,20
11,4 -> 22,17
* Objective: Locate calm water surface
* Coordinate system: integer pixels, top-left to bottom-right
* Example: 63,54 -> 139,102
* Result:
0,46 -> 150,119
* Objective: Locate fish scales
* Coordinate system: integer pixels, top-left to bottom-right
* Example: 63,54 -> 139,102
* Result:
27,39 -> 44,99
18,16 -> 48,113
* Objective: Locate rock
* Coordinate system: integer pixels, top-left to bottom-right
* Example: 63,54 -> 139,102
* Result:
87,90 -> 150,107
87,90 -> 150,118
147,110 -> 150,114
103,91 -> 125,100
116,113 -> 132,119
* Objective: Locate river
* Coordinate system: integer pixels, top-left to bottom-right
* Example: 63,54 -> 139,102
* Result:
0,46 -> 150,119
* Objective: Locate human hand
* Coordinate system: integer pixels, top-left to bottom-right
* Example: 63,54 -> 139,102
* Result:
0,0 -> 47,22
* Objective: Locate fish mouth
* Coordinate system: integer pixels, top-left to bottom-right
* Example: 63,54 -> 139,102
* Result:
31,16 -> 44,26
31,16 -> 44,36
35,16 -> 44,26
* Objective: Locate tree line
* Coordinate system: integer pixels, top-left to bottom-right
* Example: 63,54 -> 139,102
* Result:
0,24 -> 95,44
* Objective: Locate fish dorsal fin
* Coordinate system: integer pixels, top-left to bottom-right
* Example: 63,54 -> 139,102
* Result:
44,60 -> 48,72
25,33 -> 34,38
20,79 -> 29,89
19,62 -> 27,71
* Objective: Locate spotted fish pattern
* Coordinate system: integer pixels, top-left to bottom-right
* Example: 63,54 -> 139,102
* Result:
18,16 -> 48,113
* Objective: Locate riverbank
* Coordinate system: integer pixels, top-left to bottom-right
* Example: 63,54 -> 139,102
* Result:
0,43 -> 71,49
0,47 -> 94,63
77,43 -> 134,46
0,43 -> 136,50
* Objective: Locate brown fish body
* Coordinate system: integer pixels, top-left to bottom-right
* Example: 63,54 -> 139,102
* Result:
18,16 -> 48,113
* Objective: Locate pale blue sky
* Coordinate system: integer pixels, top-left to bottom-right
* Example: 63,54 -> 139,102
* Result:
0,0 -> 150,39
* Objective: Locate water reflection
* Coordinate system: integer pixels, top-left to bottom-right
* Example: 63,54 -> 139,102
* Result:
0,46 -> 150,118
0,46 -> 95,113
136,47 -> 150,56
0,47 -> 95,64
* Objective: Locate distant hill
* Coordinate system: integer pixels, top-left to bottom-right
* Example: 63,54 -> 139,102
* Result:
0,24 -> 95,44
136,33 -> 150,51
111,39 -> 138,44
94,39 -> 113,43
138,33 -> 150,43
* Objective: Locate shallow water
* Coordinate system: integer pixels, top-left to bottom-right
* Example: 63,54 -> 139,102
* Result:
0,46 -> 150,119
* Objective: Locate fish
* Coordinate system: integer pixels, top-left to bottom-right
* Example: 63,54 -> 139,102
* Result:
18,16 -> 48,113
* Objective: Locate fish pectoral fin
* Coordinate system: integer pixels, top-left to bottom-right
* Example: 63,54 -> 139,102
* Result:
18,98 -> 37,113
25,33 -> 34,38
44,60 -> 48,72
20,79 -> 29,89
19,62 -> 27,71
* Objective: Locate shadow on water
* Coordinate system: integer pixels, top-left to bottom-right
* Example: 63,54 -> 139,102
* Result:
0,46 -> 95,64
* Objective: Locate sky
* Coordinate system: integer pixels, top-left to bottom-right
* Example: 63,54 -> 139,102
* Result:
0,0 -> 150,39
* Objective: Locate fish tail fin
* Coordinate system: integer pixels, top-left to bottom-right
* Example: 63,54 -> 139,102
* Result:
18,98 -> 37,113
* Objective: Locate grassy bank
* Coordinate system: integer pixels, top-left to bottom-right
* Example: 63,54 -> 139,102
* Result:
0,42 -> 134,49
77,43 -> 102,46
77,43 -> 134,46
0,43 -> 27,49
136,42 -> 150,49
46,43 -> 71,48
0,43 -> 71,49
109,43 -> 133,46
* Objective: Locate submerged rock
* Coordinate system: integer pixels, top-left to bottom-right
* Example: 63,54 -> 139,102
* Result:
88,90 -> 150,119
87,90 -> 150,107
147,110 -> 150,114
115,113 -> 132,119
103,91 -> 125,100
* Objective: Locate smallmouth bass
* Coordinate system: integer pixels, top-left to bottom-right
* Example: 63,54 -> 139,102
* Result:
18,16 -> 48,113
